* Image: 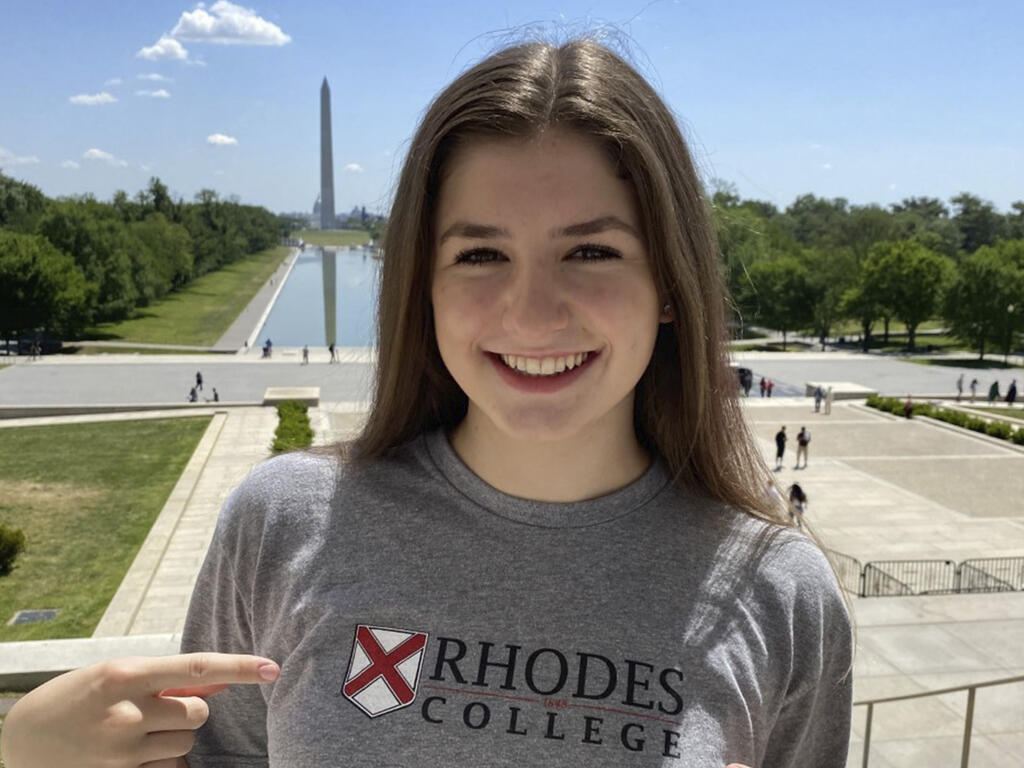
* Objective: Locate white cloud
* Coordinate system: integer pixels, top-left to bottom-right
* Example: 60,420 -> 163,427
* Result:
171,1 -> 291,45
0,146 -> 40,166
137,36 -> 189,61
83,148 -> 128,167
61,160 -> 81,169
343,163 -> 363,173
69,92 -> 117,106
105,77 -> 123,86
138,73 -> 172,81
821,163 -> 833,171
207,133 -> 238,146
140,164 -> 151,171
136,89 -> 171,98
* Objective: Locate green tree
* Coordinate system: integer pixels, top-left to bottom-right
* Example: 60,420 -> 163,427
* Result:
1006,202 -> 1024,240
0,230 -> 91,344
944,246 -> 1024,360
35,200 -> 139,321
130,213 -> 194,292
839,281 -> 882,352
737,257 -> 815,349
863,240 -> 952,350
0,172 -> 48,233
802,246 -> 857,347
951,192 -> 1005,254
779,194 -> 850,249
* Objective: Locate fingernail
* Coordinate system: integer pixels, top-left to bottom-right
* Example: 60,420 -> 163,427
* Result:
258,663 -> 280,681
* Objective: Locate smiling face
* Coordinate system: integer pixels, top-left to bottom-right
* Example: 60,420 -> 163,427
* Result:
431,128 -> 670,450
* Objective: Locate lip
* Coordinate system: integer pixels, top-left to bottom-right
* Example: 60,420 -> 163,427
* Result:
487,350 -> 600,394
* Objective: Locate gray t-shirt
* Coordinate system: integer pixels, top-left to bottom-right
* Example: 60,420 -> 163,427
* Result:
181,428 -> 852,767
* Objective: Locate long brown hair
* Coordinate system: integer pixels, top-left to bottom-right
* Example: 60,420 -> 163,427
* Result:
341,38 -> 783,525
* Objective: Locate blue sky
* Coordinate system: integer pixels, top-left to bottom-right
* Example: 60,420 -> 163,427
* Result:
1,0 -> 1021,216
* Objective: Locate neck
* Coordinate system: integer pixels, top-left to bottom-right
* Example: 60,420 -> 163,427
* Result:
447,413 -> 652,503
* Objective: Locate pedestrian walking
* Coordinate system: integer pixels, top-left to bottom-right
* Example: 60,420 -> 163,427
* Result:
187,386 -> 198,403
903,395 -> 913,419
775,425 -> 787,469
788,483 -> 808,529
2,38 -> 852,768
1007,379 -> 1018,406
196,371 -> 203,391
767,379 -> 775,398
212,388 -> 219,402
328,342 -> 337,363
988,380 -> 1000,404
302,345 -> 309,365
759,376 -> 766,397
956,374 -> 964,402
814,385 -> 824,413
795,426 -> 811,468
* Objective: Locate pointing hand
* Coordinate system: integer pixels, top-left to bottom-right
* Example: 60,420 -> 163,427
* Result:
0,652 -> 280,768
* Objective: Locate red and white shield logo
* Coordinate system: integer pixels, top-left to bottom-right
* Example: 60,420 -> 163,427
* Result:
342,625 -> 429,717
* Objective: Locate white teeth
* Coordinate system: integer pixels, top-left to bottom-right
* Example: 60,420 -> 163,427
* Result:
499,352 -> 591,376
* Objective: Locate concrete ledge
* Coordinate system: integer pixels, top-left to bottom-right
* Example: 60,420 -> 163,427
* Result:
0,402 -> 259,420
805,381 -> 878,399
0,634 -> 181,690
915,414 -> 1024,455
262,386 -> 319,406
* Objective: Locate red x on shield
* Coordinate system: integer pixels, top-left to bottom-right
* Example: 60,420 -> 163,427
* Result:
343,625 -> 429,717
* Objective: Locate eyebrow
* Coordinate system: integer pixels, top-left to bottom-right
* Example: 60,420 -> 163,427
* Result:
437,215 -> 641,245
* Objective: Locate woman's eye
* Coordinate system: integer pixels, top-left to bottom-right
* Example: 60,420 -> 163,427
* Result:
454,248 -> 504,265
573,244 -> 621,261
452,244 -> 620,265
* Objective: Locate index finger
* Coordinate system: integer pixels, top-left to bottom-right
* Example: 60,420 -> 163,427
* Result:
134,653 -> 280,694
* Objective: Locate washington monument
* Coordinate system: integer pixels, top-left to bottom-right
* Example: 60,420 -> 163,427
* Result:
320,77 -> 335,230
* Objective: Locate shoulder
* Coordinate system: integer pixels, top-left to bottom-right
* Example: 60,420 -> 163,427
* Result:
214,450 -> 341,543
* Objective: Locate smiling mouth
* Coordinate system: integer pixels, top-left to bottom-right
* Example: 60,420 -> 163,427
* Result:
493,351 -> 597,377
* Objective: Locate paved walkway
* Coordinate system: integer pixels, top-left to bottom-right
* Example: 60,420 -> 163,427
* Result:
746,398 -> 1024,767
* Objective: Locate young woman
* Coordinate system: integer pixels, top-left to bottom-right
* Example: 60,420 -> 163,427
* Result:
1,38 -> 852,768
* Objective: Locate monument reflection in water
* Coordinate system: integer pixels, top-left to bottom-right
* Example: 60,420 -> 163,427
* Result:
257,247 -> 380,348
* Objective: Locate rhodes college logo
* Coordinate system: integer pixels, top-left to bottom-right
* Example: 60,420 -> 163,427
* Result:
342,625 -> 429,717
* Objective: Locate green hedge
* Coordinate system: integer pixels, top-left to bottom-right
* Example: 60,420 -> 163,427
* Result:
866,395 -> 1024,445
271,400 -> 314,453
0,523 -> 27,576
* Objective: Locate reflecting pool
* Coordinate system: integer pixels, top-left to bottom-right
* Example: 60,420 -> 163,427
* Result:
257,248 -> 380,347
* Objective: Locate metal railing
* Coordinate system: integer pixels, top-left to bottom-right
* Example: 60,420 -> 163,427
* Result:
855,673 -> 1024,768
958,557 -> 1024,592
862,559 -> 958,596
826,551 -> 1024,597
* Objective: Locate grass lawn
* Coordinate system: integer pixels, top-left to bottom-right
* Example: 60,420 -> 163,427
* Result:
83,246 -> 289,347
67,345 -> 227,356
732,341 -> 813,352
294,229 -> 371,247
831,318 -> 948,335
0,416 -> 211,642
964,406 -> 1024,418
833,333 -> 966,354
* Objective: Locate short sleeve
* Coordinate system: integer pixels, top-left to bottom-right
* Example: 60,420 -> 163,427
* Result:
180,481 -> 270,766
759,537 -> 854,767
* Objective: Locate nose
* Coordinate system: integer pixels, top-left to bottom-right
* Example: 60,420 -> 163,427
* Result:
500,262 -> 570,339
